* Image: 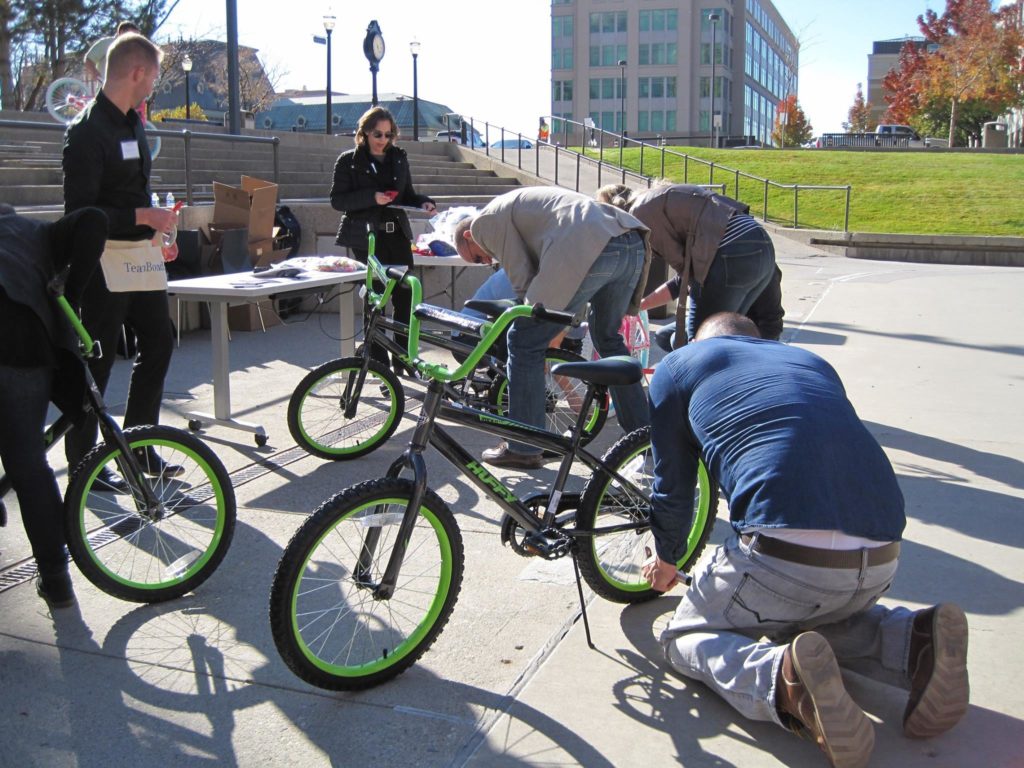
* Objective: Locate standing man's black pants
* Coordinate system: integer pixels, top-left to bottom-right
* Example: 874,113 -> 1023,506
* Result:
65,274 -> 174,469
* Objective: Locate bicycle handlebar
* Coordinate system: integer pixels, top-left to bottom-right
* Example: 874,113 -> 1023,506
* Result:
531,304 -> 575,326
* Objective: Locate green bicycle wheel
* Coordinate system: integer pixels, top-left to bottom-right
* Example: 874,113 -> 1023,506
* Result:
64,424 -> 236,603
269,478 -> 463,690
288,356 -> 404,460
489,348 -> 608,444
575,426 -> 717,603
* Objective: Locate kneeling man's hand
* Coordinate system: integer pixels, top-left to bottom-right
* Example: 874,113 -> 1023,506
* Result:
643,547 -> 681,592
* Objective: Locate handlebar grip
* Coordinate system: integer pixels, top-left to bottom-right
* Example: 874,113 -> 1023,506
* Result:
531,304 -> 575,326
385,266 -> 409,281
47,266 -> 70,297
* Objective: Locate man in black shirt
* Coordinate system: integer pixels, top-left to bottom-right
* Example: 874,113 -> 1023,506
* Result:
62,32 -> 180,479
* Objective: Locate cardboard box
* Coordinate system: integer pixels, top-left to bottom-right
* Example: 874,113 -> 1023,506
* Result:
210,175 -> 279,243
249,237 -> 291,269
228,299 -> 282,332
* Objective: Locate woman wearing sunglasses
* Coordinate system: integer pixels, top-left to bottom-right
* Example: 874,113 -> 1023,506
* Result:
330,106 -> 436,368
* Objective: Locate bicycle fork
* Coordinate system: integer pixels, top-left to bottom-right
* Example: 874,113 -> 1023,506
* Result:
342,310 -> 384,419
359,380 -> 443,600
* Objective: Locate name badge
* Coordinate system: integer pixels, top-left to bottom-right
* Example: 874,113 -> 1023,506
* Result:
121,140 -> 140,160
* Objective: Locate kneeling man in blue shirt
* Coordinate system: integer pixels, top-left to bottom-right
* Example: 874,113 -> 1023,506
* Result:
644,312 -> 969,768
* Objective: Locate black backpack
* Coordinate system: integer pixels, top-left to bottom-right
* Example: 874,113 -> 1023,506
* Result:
274,205 -> 302,258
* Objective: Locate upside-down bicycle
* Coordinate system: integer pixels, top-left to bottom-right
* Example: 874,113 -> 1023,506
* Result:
45,75 -> 162,160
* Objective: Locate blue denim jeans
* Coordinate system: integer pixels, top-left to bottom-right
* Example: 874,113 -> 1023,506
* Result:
506,231 -> 650,453
661,532 -> 913,728
686,227 -> 776,340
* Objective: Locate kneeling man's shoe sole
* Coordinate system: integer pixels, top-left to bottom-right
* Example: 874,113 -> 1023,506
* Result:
903,603 -> 969,739
790,632 -> 874,768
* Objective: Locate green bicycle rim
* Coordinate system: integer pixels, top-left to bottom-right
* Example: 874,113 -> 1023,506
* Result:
290,496 -> 455,678
594,448 -> 712,594
298,367 -> 400,456
75,438 -> 227,591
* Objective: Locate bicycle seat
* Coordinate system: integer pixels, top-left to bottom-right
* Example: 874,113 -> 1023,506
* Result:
550,356 -> 643,386
463,298 -> 515,320
413,303 -> 488,337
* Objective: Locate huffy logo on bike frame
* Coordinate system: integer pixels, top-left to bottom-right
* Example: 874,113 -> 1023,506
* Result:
465,461 -> 517,503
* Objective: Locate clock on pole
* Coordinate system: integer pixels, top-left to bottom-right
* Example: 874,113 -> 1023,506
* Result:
363,20 -> 385,106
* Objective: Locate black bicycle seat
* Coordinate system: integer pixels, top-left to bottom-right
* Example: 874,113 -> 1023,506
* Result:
550,356 -> 643,386
463,298 -> 515,319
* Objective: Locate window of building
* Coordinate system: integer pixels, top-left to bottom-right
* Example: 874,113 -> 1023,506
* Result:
589,11 -> 626,35
637,111 -> 675,133
552,15 -> 573,38
590,77 -> 623,101
638,76 -> 676,101
591,44 -> 627,67
639,9 -> 679,32
553,80 -> 574,102
639,42 -> 677,66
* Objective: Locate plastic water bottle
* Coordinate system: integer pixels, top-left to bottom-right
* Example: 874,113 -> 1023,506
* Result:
150,192 -> 159,208
165,191 -> 175,208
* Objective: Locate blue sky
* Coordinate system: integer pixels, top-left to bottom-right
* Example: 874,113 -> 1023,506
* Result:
162,1 -> 950,137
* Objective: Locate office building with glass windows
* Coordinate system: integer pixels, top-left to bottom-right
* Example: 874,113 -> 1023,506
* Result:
550,0 -> 798,146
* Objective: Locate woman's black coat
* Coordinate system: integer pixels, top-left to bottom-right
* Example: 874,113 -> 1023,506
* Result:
329,143 -> 433,261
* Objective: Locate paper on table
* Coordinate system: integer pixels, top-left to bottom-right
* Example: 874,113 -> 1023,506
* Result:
388,204 -> 433,214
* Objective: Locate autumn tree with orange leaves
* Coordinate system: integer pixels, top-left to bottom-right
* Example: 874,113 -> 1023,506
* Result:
771,93 -> 813,147
843,83 -> 874,132
883,0 -> 1024,146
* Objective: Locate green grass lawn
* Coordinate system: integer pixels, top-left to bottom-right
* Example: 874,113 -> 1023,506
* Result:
599,146 -> 1024,235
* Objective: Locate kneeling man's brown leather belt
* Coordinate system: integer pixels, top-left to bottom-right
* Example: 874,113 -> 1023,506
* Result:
741,534 -> 900,568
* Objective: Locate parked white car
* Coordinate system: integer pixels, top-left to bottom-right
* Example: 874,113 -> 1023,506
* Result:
432,130 -> 486,149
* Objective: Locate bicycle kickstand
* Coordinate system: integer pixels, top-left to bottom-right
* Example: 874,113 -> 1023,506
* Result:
570,554 -> 596,650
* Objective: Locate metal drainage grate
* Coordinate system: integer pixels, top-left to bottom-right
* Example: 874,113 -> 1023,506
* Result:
0,403 -> 424,595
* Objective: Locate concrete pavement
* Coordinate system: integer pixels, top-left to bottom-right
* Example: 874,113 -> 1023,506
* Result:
1,232 -> 1022,767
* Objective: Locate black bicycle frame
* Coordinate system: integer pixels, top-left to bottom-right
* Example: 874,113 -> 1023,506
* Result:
370,376 -> 651,599
342,302 -> 502,420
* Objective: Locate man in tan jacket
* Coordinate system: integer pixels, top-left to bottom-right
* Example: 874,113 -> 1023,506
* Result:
454,187 -> 651,468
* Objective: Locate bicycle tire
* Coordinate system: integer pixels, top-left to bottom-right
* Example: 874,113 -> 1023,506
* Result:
489,348 -> 608,444
145,120 -> 161,161
270,478 -> 463,690
287,356 -> 404,460
575,427 -> 717,603
64,424 -> 236,603
45,77 -> 90,123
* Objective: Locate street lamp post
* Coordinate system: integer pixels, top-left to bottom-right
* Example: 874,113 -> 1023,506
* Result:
618,59 -> 626,166
410,40 -> 420,141
323,12 -> 335,135
709,12 -> 720,149
182,54 -> 192,121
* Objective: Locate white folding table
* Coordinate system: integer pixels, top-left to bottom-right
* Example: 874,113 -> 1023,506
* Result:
167,269 -> 366,445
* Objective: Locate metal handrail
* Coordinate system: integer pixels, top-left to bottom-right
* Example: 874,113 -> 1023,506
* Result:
0,118 -> 280,206
460,114 -> 851,232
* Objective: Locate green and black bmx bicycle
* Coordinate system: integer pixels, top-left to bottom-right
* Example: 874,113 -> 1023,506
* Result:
0,277 -> 236,603
269,284 -> 718,690
286,240 -> 608,461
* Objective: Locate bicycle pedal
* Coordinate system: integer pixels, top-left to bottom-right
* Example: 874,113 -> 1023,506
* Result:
523,529 -> 573,560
